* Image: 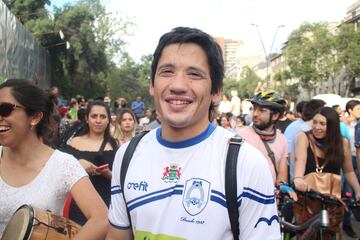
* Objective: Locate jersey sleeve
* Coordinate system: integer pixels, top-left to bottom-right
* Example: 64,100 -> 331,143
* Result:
108,144 -> 132,229
237,143 -> 281,240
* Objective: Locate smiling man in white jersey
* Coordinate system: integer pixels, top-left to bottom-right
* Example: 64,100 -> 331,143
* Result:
106,27 -> 280,240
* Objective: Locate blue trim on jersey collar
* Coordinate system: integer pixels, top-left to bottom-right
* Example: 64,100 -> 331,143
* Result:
156,123 -> 216,149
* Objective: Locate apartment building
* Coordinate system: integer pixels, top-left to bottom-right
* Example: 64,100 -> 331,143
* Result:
343,0 -> 360,29
215,37 -> 243,79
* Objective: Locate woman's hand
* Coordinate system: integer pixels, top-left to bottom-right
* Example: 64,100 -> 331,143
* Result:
279,184 -> 298,201
95,167 -> 112,179
293,177 -> 309,192
79,159 -> 98,176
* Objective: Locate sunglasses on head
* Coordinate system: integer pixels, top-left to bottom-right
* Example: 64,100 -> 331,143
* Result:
0,102 -> 23,117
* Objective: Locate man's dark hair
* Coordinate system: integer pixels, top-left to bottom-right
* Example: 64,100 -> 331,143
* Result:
302,99 -> 326,121
296,101 -> 308,114
151,27 -> 224,95
345,99 -> 360,114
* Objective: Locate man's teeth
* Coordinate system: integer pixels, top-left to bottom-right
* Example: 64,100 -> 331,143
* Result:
169,100 -> 188,105
0,126 -> 10,132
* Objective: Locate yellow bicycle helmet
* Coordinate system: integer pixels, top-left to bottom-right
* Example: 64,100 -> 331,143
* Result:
249,91 -> 287,112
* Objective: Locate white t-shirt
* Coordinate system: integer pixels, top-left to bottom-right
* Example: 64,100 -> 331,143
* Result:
231,96 -> 241,117
139,117 -> 150,127
0,148 -> 87,236
109,124 -> 280,240
218,100 -> 233,114
241,100 -> 253,115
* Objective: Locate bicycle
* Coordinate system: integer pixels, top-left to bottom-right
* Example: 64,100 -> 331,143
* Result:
277,188 -> 360,240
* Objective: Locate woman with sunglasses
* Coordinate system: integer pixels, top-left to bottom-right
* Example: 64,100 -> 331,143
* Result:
62,100 -> 118,225
0,79 -> 108,239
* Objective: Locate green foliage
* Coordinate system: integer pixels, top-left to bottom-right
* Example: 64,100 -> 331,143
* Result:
50,2 -> 107,98
273,69 -> 292,94
284,22 -> 360,96
222,66 -> 261,98
335,24 -> 360,96
238,66 -> 262,97
285,22 -> 332,92
108,53 -> 153,108
6,0 -> 134,101
0,75 -> 6,85
285,83 -> 300,98
4,0 -> 50,24
222,79 -> 240,98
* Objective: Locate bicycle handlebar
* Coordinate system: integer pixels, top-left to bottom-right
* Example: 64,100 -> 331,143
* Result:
277,187 -> 360,235
304,189 -> 340,206
276,187 -> 360,213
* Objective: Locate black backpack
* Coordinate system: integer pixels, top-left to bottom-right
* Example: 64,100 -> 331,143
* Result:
120,131 -> 243,240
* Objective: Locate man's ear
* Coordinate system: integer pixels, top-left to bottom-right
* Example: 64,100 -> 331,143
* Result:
149,81 -> 155,96
272,112 -> 281,122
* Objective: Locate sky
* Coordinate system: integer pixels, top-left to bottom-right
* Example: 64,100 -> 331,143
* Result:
50,0 -> 357,62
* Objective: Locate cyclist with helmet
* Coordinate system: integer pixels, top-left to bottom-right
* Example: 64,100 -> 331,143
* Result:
237,91 -> 297,200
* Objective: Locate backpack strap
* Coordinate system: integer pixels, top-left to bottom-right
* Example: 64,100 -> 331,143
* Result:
120,130 -> 149,229
261,140 -> 278,176
225,135 -> 244,240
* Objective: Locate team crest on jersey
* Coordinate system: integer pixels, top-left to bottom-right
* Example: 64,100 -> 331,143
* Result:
161,164 -> 181,183
182,178 -> 210,216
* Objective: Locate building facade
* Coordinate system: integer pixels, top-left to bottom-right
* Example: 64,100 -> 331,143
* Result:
215,37 -> 243,79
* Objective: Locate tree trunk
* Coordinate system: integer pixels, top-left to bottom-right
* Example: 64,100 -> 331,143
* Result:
332,77 -> 338,95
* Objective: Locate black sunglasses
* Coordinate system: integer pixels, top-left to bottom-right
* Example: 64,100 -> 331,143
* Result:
0,102 -> 23,117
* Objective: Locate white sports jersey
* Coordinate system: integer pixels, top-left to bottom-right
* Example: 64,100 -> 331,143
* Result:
109,123 -> 280,240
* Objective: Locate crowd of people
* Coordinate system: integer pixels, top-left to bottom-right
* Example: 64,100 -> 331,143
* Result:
1,26 -> 360,240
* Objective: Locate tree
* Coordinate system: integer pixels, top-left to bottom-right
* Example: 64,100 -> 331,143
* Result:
285,22 -> 337,97
50,0 -> 133,99
335,24 -> 360,97
273,69 -> 292,94
6,0 -> 133,100
108,53 -> 153,108
222,66 -> 262,98
238,66 -> 262,97
51,2 -> 107,98
4,0 -> 50,24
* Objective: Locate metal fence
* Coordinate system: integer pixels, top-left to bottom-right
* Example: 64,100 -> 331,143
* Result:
0,1 -> 50,88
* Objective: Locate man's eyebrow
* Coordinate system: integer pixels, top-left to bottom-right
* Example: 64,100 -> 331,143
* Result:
157,63 -> 174,70
187,66 -> 207,76
157,64 -> 208,76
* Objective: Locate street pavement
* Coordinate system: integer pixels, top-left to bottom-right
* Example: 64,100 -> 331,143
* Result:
343,214 -> 360,240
